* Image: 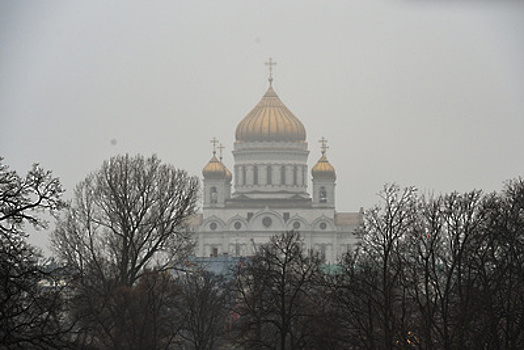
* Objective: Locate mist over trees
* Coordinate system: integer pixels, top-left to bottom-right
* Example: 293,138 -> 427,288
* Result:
50,154 -> 199,349
1,154 -> 523,349
331,182 -> 524,349
52,154 -> 199,288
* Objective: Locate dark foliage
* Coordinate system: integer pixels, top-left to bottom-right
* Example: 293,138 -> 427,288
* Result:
331,181 -> 524,350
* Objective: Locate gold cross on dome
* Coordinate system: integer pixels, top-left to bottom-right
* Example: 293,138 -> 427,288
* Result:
319,137 -> 329,155
210,137 -> 219,155
265,58 -> 277,86
218,143 -> 225,161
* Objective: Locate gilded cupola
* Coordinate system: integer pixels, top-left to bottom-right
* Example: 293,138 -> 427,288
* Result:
235,59 -> 306,143
202,139 -> 232,182
312,137 -> 336,180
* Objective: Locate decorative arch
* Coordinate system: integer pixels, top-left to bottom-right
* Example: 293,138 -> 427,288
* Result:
201,215 -> 227,232
226,215 -> 249,231
286,214 -> 310,232
249,208 -> 285,231
311,215 -> 335,232
319,186 -> 327,203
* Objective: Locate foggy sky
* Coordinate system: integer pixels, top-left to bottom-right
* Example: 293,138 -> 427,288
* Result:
1,1 -> 523,251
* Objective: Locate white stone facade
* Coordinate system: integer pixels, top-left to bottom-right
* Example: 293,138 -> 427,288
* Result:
192,82 -> 361,263
192,208 -> 360,263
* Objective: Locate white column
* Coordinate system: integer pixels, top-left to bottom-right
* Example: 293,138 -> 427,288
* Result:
285,165 -> 293,186
260,165 -> 268,185
246,165 -> 254,186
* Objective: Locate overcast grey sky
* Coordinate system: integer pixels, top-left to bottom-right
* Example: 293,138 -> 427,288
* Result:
1,1 -> 524,250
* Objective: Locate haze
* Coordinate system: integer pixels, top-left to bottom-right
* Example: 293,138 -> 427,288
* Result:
1,1 -> 523,251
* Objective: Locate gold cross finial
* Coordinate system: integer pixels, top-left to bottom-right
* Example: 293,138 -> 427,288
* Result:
210,137 -> 219,156
265,58 -> 277,86
218,143 -> 225,161
319,137 -> 329,155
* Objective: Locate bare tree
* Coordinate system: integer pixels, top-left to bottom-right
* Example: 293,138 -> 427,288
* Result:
475,178 -> 524,349
0,158 -> 68,349
401,190 -> 492,349
357,184 -> 418,350
334,181 -> 524,350
233,231 -> 324,350
331,248 -> 383,350
103,270 -> 184,350
51,154 -> 198,349
176,271 -> 228,350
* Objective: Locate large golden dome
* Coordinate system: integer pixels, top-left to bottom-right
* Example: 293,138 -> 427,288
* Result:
235,86 -> 306,142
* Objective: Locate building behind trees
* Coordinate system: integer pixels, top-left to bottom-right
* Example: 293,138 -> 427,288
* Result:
192,68 -> 362,263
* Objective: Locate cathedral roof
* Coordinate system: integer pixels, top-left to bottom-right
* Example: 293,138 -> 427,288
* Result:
202,155 -> 232,182
311,155 -> 336,180
335,212 -> 364,226
312,139 -> 336,180
235,86 -> 306,143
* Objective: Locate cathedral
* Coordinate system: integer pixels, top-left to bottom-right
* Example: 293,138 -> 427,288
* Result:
189,61 -> 362,263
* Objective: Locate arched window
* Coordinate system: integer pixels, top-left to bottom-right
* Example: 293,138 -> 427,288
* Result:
319,186 -> 327,203
293,166 -> 298,186
267,165 -> 272,185
253,166 -> 258,185
281,166 -> 286,185
242,166 -> 247,186
210,186 -> 217,204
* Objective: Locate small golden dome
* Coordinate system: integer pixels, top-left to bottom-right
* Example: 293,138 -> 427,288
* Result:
312,138 -> 336,180
235,86 -> 306,142
312,155 -> 336,180
203,155 -> 232,182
